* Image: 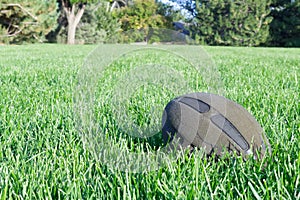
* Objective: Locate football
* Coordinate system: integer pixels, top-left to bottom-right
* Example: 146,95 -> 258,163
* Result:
162,92 -> 271,159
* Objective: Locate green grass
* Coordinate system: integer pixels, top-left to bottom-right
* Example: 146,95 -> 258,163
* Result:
0,44 -> 299,199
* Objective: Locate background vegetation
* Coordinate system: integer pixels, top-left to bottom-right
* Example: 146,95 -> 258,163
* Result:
0,0 -> 299,46
0,0 -> 58,43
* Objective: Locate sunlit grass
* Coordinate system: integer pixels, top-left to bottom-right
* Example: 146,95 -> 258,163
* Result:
0,44 -> 299,199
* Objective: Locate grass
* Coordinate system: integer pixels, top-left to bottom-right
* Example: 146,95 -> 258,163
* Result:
0,44 -> 299,199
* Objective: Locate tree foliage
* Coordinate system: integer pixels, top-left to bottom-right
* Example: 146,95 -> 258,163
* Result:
1,0 -> 298,46
116,0 -> 168,42
188,0 -> 273,46
269,0 -> 300,47
77,3 -> 121,43
0,0 -> 58,44
156,0 -> 185,25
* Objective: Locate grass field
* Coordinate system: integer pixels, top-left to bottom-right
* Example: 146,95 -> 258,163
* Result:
0,44 -> 299,199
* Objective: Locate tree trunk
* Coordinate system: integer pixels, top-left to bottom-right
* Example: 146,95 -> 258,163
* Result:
63,3 -> 85,44
67,12 -> 76,44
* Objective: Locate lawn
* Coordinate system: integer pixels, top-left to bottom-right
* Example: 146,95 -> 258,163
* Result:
0,44 -> 299,199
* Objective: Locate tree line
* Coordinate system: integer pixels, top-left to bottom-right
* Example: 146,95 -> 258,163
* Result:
0,0 -> 299,47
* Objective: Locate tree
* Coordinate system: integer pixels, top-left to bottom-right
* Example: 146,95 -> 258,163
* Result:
60,0 -> 96,44
269,0 -> 300,47
196,0 -> 273,46
0,0 -> 58,44
74,2 -> 121,43
54,1 -> 120,44
156,0 -> 185,26
172,0 -> 273,46
116,0 -> 168,42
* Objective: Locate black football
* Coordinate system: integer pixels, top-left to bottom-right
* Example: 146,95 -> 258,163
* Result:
162,92 -> 271,159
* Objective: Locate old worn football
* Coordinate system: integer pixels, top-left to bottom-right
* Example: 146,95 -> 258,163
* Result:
162,92 -> 271,159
